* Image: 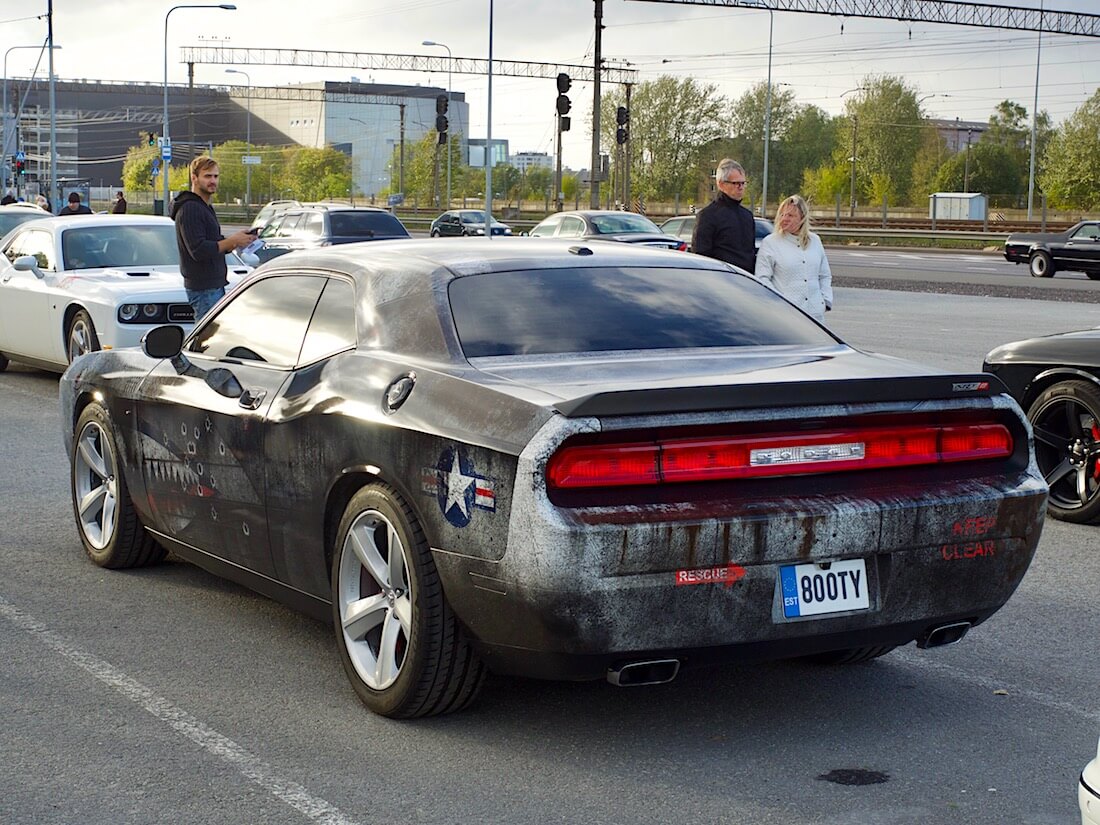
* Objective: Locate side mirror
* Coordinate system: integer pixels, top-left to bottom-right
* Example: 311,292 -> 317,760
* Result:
142,325 -> 184,359
12,254 -> 45,279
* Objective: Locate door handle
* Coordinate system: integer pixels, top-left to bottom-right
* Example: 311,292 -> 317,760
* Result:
239,388 -> 266,410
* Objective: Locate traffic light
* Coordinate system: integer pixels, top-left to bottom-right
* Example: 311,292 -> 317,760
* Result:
616,106 -> 629,145
13,157 -> 24,176
435,94 -> 449,146
556,73 -> 571,131
146,131 -> 156,146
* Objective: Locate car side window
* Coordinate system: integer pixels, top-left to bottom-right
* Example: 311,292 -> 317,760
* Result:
663,219 -> 683,235
530,215 -> 562,237
187,274 -> 327,368
1073,224 -> 1099,241
276,214 -> 303,238
298,278 -> 357,365
15,229 -> 56,270
558,216 -> 585,238
303,213 -> 324,237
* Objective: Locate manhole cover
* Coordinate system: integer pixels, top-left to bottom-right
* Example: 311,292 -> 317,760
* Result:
817,769 -> 890,786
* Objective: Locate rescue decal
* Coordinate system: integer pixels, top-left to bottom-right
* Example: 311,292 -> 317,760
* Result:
421,446 -> 496,528
674,563 -> 746,587
941,541 -> 998,560
952,381 -> 990,392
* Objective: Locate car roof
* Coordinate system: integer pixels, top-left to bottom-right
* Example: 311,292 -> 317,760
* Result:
14,214 -> 175,232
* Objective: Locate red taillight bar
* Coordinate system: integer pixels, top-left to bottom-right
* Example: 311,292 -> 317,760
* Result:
546,422 -> 1013,489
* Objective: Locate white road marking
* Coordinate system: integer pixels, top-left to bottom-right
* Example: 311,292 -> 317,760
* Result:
0,594 -> 363,825
893,647 -> 1100,724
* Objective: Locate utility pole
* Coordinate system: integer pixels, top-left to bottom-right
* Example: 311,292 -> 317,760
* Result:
398,102 -> 405,197
964,128 -> 972,193
590,0 -> 603,209
624,82 -> 632,210
555,113 -> 563,212
848,114 -> 857,218
48,0 -> 57,212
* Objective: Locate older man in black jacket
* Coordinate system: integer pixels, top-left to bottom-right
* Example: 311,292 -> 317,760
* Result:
692,158 -> 756,273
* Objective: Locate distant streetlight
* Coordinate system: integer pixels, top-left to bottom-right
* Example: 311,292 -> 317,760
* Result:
422,40 -> 452,209
743,0 -> 773,218
3,44 -> 62,191
225,68 -> 251,208
163,4 -> 236,214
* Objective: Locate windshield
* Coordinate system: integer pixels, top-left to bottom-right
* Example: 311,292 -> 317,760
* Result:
460,212 -> 486,224
0,211 -> 47,237
449,266 -> 836,358
589,214 -> 661,234
61,224 -> 180,270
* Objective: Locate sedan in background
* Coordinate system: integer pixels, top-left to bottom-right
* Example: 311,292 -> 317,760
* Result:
0,203 -> 51,238
430,209 -> 512,237
254,204 -> 410,263
0,214 -> 253,373
660,214 -> 774,253
529,210 -> 686,250
60,238 -> 1045,718
1003,220 -> 1100,279
983,328 -> 1100,523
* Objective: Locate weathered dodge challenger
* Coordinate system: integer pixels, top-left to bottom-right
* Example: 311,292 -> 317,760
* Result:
60,238 -> 1048,717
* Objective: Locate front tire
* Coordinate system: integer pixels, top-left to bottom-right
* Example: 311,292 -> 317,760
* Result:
1028,250 -> 1055,278
332,484 -> 485,718
430,229 -> 440,237
67,309 -> 101,363
1027,380 -> 1100,523
71,403 -> 165,568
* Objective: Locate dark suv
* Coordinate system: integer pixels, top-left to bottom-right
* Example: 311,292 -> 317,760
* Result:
255,205 -> 410,262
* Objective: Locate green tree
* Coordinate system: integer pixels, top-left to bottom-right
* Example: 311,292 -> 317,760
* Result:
931,142 -> 1020,205
600,75 -> 727,203
775,105 -> 837,202
908,124 -> 949,204
802,163 -> 849,208
730,82 -> 798,206
525,166 -> 553,208
280,146 -> 353,201
493,163 -> 522,207
121,144 -> 161,194
1039,88 -> 1100,211
838,75 -> 925,206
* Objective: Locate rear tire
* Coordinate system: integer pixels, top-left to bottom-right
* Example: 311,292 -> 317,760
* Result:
67,310 -> 101,363
1028,250 -> 1055,278
804,645 -> 898,665
71,403 -> 165,568
332,484 -> 485,718
0,353 -> 8,372
1086,270 -> 1100,281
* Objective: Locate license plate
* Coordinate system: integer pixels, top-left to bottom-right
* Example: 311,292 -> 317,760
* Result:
779,559 -> 870,618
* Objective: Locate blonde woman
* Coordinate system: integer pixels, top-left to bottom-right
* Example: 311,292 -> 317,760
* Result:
755,195 -> 833,323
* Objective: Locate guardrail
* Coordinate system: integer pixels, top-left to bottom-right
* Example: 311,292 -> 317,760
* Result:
815,227 -> 1009,244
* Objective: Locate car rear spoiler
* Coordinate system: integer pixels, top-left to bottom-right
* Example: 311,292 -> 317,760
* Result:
553,374 -> 1009,418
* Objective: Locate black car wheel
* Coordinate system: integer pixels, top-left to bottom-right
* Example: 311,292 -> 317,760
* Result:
71,403 -> 166,568
67,309 -> 100,363
1086,271 -> 1100,281
332,484 -> 485,717
430,229 -> 440,237
1027,380 -> 1100,523
0,352 -> 8,372
1028,250 -> 1055,278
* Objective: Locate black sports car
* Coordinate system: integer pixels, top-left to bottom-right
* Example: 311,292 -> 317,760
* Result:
1003,220 -> 1100,279
60,239 -> 1047,718
984,328 -> 1100,523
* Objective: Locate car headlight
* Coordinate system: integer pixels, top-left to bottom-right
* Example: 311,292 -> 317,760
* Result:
117,303 -> 170,324
142,304 -> 159,319
474,228 -> 485,235
119,303 -> 139,321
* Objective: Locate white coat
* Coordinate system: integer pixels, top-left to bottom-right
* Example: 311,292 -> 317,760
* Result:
754,232 -> 833,322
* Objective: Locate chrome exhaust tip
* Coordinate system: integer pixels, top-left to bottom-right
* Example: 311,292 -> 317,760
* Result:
606,659 -> 681,686
917,621 -> 972,649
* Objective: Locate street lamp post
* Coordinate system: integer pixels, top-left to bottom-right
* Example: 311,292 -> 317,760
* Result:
840,87 -> 866,218
163,4 -> 235,215
744,0 -> 773,217
225,68 -> 250,210
422,40 -> 452,209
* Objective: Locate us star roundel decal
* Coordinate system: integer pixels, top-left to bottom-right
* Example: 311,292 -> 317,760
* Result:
421,446 -> 496,527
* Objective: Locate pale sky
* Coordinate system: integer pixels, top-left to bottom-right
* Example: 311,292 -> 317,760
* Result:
3,0 -> 1098,168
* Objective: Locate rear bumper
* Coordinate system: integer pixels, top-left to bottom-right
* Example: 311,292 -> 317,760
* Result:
434,398 -> 1047,681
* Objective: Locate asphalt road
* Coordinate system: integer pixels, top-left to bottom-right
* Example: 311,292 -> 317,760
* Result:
0,281 -> 1097,825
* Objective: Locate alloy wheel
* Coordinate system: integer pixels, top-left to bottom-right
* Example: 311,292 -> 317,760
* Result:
73,420 -> 119,550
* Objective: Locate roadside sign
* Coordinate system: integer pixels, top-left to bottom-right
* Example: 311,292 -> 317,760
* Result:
241,155 -> 262,165
14,151 -> 25,162
387,193 -> 404,206
161,145 -> 171,162
151,157 -> 161,171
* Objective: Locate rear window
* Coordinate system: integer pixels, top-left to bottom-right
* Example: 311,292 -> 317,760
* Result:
329,211 -> 409,238
449,266 -> 836,358
590,214 -> 660,234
